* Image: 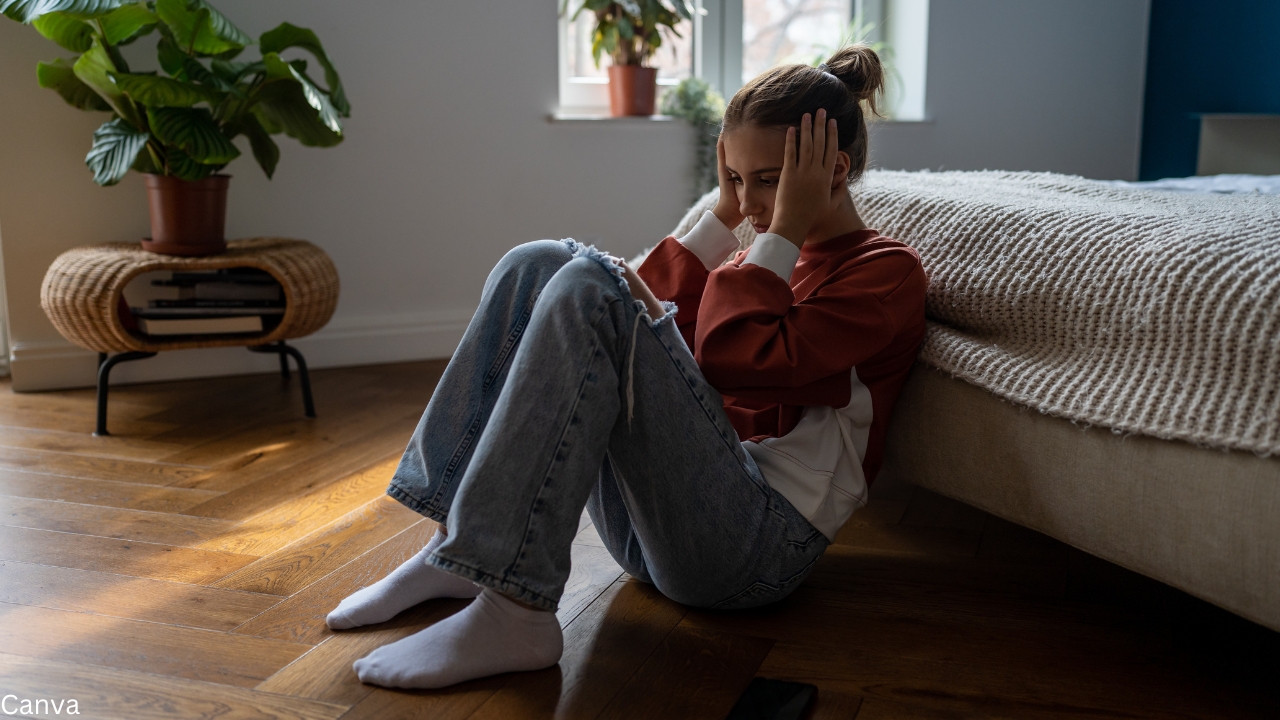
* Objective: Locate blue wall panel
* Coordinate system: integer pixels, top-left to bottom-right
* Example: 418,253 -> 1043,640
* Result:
1140,0 -> 1280,180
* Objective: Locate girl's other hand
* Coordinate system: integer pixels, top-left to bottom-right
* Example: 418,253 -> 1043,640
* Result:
769,109 -> 840,249
617,259 -> 667,319
711,135 -> 745,231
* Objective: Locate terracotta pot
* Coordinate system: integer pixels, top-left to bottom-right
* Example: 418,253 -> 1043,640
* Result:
607,65 -> 658,117
141,174 -> 230,256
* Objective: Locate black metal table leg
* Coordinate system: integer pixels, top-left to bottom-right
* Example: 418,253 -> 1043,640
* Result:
95,351 -> 157,436
278,345 -> 291,379
248,341 -> 316,418
281,343 -> 315,417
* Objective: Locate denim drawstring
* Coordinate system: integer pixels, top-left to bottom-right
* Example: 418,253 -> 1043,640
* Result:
626,310 -> 644,430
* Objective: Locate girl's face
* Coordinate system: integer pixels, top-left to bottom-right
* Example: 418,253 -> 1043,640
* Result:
722,124 -> 853,238
722,126 -> 788,235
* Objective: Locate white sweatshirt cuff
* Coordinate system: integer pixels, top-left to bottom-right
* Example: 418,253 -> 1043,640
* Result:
678,211 -> 741,271
741,233 -> 801,280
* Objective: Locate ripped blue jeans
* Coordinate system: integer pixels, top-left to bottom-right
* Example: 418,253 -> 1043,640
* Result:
387,240 -> 829,611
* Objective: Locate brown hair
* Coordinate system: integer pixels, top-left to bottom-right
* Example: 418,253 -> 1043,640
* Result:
722,44 -> 885,183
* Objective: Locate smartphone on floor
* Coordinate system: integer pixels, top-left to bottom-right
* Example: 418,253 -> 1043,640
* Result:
725,677 -> 818,720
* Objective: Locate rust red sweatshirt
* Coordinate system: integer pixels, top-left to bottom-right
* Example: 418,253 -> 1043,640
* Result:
637,211 -> 926,539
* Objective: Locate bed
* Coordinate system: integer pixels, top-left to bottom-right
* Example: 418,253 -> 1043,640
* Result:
667,171 -> 1280,631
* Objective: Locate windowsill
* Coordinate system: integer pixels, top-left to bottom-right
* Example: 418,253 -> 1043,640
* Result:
550,111 -> 934,124
549,111 -> 678,123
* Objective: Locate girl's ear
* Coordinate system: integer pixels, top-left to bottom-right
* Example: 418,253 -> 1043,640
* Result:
832,150 -> 851,188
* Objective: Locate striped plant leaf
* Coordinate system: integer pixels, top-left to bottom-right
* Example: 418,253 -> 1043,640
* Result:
262,52 -> 341,135
1,0 -> 132,23
72,38 -> 143,127
147,106 -> 239,164
99,3 -> 156,44
258,22 -> 349,116
30,11 -> 92,51
111,72 -> 221,107
154,0 -> 249,56
85,117 -> 148,185
164,145 -> 217,181
252,75 -> 341,148
37,57 -> 112,110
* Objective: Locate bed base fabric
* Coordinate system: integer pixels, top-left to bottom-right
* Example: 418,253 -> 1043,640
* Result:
882,365 -> 1280,631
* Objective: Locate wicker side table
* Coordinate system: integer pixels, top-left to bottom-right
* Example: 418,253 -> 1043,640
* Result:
41,238 -> 340,435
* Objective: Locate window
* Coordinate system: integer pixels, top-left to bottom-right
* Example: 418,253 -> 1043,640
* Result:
558,0 -> 927,119
558,4 -> 697,112
742,0 -> 856,83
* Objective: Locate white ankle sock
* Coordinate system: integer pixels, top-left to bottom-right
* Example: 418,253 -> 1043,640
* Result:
325,531 -> 480,630
352,588 -> 563,689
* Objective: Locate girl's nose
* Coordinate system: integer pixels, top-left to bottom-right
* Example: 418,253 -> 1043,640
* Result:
739,187 -> 764,218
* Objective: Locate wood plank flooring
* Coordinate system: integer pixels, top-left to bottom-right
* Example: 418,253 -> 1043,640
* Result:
0,361 -> 1276,719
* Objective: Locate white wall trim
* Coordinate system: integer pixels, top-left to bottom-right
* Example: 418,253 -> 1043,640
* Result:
7,340 -> 93,392
8,307 -> 475,392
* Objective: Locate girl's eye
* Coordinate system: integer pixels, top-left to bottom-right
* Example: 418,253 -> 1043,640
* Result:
731,177 -> 743,185
760,177 -> 778,187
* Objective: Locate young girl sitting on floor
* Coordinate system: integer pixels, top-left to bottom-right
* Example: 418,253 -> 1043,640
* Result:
326,43 -> 926,690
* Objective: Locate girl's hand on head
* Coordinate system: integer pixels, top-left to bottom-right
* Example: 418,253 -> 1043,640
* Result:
711,135 -> 745,231
769,109 -> 841,249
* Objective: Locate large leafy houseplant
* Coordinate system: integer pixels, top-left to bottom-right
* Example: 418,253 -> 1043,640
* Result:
562,0 -> 695,115
0,0 -> 349,187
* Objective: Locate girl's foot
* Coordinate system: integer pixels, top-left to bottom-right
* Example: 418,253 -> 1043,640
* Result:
325,531 -> 481,630
352,588 -> 563,689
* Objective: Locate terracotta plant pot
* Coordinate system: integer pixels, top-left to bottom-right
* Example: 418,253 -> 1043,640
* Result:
607,65 -> 658,117
141,174 -> 230,256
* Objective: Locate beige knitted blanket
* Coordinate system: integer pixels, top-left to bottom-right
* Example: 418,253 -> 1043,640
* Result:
670,170 -> 1280,455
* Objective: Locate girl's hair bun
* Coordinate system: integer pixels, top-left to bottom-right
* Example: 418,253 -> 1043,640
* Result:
722,42 -> 885,182
825,44 -> 884,116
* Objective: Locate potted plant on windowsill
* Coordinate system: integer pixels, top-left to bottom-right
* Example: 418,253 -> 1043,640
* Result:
1,0 -> 350,256
563,0 -> 696,117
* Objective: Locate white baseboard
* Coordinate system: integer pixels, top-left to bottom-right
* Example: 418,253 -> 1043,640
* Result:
7,342 -> 97,393
7,307 -> 474,392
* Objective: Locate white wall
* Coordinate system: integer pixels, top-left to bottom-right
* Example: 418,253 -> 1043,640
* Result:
871,0 -> 1150,180
1,0 -> 1150,391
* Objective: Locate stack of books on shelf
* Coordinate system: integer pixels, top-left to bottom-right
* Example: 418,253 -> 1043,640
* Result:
126,268 -> 285,336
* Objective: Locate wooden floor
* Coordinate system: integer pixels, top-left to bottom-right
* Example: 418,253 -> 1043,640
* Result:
0,361 -> 1276,719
